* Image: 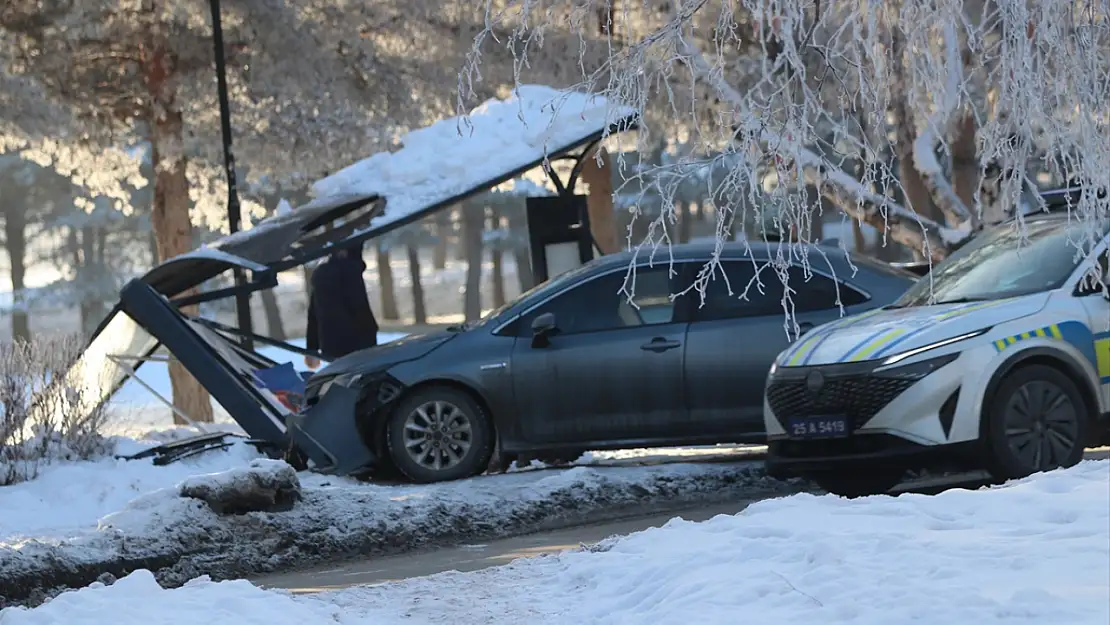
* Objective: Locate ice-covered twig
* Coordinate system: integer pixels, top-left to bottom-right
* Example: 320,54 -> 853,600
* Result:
671,16 -> 951,259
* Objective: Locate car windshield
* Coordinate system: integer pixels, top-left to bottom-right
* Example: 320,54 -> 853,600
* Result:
892,218 -> 1107,308
459,261 -> 600,330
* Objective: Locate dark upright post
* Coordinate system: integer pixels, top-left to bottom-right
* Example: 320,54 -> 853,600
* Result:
210,0 -> 254,349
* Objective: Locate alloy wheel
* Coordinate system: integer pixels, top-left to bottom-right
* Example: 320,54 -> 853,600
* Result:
402,400 -> 474,471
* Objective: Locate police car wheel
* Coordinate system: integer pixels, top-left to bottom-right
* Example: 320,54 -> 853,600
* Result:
386,386 -> 494,483
983,364 -> 1089,481
810,470 -> 904,498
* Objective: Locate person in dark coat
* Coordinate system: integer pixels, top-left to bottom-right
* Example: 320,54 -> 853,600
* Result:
304,246 -> 379,368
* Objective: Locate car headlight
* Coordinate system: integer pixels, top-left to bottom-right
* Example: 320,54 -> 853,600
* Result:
875,352 -> 960,381
879,327 -> 991,366
314,372 -> 363,398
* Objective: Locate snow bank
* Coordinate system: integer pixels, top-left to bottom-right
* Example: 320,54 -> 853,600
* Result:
6,461 -> 1105,624
310,85 -> 636,234
0,455 -> 780,606
327,460 -> 1109,625
0,441 -> 264,542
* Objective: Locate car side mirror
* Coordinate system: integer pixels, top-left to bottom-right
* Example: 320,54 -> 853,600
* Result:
531,312 -> 558,347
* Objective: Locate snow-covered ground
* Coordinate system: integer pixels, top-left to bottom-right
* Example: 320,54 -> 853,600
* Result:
5,460 -> 1106,624
0,449 -> 782,606
0,322 -> 784,606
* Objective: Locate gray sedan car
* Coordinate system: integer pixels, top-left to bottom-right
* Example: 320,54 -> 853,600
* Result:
295,242 -> 915,482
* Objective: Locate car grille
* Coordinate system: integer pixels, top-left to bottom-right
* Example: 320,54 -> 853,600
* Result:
766,374 -> 916,429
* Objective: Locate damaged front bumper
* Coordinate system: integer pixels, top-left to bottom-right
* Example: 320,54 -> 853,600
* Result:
287,372 -> 405,476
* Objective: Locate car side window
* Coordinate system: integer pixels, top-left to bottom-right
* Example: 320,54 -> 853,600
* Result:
692,261 -> 867,322
516,267 -> 676,336
787,265 -> 869,311
693,261 -> 779,322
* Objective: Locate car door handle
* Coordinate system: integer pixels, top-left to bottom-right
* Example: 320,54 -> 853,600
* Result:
641,338 -> 681,353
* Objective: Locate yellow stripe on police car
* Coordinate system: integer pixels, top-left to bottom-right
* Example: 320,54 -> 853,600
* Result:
845,328 -> 908,362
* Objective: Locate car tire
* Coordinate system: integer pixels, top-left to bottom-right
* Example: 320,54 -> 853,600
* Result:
810,470 -> 904,498
386,386 -> 494,483
982,364 -> 1090,481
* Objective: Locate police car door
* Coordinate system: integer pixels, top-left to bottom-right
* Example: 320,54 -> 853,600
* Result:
1074,236 -> 1110,406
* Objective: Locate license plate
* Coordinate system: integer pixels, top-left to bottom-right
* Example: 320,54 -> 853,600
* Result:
788,415 -> 850,439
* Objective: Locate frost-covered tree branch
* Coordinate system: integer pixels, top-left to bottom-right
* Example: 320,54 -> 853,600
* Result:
460,0 -> 1110,270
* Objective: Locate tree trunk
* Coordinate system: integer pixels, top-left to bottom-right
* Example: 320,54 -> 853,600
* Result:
507,209 -> 533,292
407,244 -> 426,325
376,242 -> 400,321
581,146 -> 619,254
891,32 -> 944,236
950,111 -> 979,218
852,219 -> 867,254
78,225 -> 101,335
489,207 -> 507,308
4,201 -> 30,342
148,231 -> 159,266
145,40 -> 213,425
433,210 -> 450,270
677,201 -> 692,244
259,289 -> 286,340
453,206 -> 468,262
463,202 -> 484,321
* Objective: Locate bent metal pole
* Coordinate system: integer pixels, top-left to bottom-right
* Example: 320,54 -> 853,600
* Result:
209,0 -> 255,349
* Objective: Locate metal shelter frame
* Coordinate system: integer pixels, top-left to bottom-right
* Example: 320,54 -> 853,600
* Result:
76,115 -> 639,441
162,123 -> 634,357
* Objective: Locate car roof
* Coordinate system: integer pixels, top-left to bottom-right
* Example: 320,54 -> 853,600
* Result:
587,241 -> 865,271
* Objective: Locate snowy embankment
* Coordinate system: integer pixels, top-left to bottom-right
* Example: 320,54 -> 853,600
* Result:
0,324 -> 787,606
0,440 -> 786,607
5,461 -> 1107,625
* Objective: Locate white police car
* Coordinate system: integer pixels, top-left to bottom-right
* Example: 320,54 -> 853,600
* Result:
764,209 -> 1110,496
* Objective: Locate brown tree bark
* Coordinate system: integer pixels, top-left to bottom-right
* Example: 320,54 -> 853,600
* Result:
145,40 -> 213,424
581,146 -> 619,254
890,30 -> 945,250
375,242 -> 400,320
406,243 -> 426,325
950,111 -> 979,217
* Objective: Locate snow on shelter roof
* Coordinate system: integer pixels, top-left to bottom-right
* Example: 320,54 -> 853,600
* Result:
308,84 -> 638,237
138,86 -> 635,298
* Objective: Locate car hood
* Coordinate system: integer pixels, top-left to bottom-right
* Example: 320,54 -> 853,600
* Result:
312,331 -> 456,378
780,293 -> 1051,367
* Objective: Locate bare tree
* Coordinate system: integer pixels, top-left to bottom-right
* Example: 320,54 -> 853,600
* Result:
461,0 -> 1110,295
1,0 -> 580,420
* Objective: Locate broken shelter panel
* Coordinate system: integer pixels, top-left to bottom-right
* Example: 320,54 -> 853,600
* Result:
29,307 -> 159,431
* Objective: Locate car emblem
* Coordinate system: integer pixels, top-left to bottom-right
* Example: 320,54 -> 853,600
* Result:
805,370 -> 825,395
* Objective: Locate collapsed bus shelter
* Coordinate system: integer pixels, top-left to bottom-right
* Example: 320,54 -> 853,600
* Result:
43,87 -> 638,474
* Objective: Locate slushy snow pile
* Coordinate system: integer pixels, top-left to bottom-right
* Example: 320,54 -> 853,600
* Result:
310,85 -> 636,233
5,461 -> 1107,625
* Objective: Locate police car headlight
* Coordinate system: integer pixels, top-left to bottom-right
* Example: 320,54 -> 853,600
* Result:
876,352 -> 960,381
880,327 -> 991,366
